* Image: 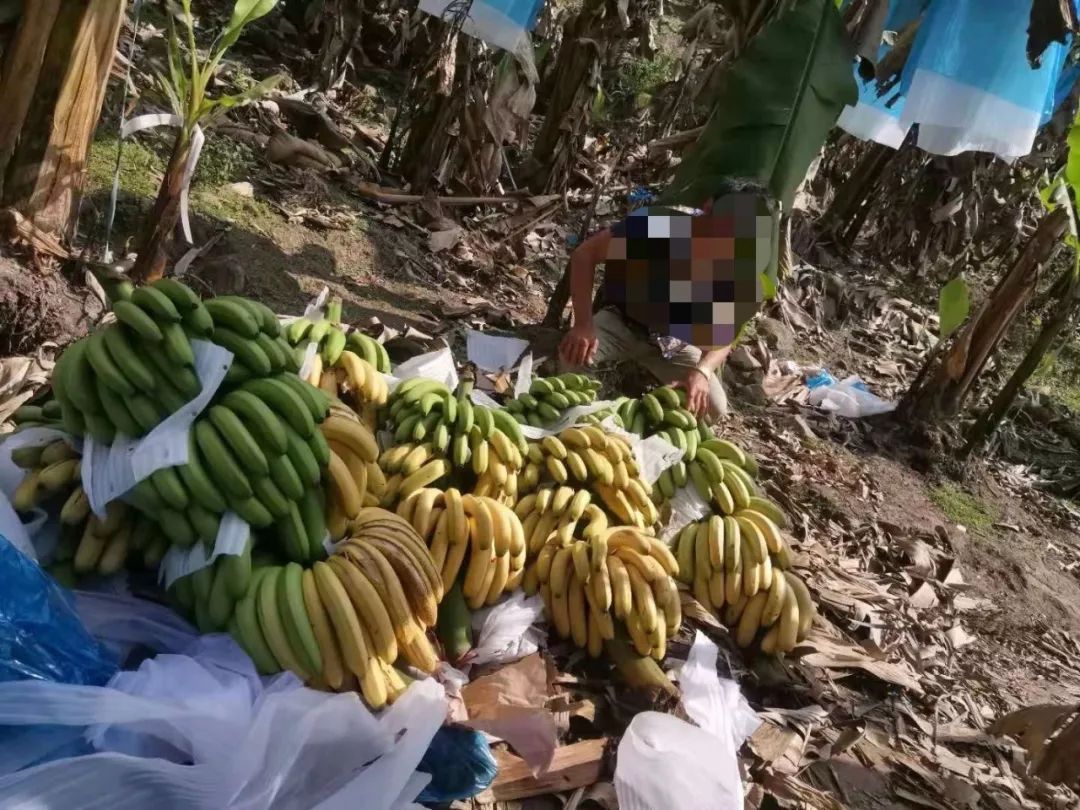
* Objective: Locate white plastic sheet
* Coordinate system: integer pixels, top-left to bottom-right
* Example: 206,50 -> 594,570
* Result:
0,491 -> 36,560
513,352 -> 533,398
806,375 -> 895,418
614,631 -> 760,810
469,592 -> 545,668
465,330 -> 529,374
392,345 -> 459,390
73,590 -> 198,660
119,114 -> 205,247
159,511 -> 250,589
661,486 -> 711,542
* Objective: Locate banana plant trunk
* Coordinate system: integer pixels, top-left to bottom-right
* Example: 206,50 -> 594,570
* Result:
901,206 -> 1069,423
528,0 -> 621,193
963,275 -> 1079,456
820,141 -> 895,246
317,0 -> 365,90
0,0 -> 126,239
398,28 -> 475,193
131,131 -> 191,283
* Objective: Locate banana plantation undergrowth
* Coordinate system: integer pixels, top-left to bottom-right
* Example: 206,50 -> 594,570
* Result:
4,5 -> 1080,809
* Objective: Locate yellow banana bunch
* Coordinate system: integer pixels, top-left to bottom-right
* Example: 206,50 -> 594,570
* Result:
399,488 -> 526,609
311,350 -> 388,432
512,425 -> 657,533
222,508 -> 440,710
673,512 -> 813,654
527,524 -> 680,661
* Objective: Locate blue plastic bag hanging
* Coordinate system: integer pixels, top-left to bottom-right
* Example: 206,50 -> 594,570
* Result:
418,0 -> 543,79
899,0 -> 1071,159
0,534 -> 117,686
837,0 -> 924,148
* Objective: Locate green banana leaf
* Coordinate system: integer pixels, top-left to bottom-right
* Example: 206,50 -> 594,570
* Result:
661,0 -> 857,211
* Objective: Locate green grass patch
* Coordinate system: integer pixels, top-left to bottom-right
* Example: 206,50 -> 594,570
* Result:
86,132 -> 165,199
86,128 -> 277,235
928,483 -> 998,532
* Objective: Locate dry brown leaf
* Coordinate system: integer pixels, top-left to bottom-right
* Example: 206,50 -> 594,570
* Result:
795,631 -> 925,694
990,703 -> 1080,786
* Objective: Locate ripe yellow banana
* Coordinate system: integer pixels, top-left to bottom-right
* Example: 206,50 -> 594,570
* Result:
735,515 -> 767,564
625,611 -> 652,657
322,415 -> 379,463
614,547 -> 666,583
735,591 -> 769,648
312,561 -> 370,678
783,571 -> 816,640
327,555 -> 399,662
568,572 -> 588,648
327,451 -> 362,519
462,494 -> 494,552
776,586 -> 800,653
645,536 -> 679,577
485,551 -> 511,605
625,564 -> 657,632
302,568 -> 345,690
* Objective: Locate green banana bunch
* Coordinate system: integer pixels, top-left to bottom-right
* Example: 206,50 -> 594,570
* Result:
504,373 -> 600,427
285,296 -> 391,374
9,398 -> 65,430
48,280 -> 300,443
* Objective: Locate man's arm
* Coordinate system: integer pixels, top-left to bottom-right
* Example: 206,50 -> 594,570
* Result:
559,229 -> 612,366
678,346 -> 732,417
696,346 -> 731,375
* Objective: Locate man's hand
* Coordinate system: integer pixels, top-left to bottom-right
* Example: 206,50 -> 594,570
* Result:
559,322 -> 599,367
675,367 -> 711,417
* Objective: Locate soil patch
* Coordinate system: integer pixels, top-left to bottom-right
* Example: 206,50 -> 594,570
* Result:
0,257 -> 101,355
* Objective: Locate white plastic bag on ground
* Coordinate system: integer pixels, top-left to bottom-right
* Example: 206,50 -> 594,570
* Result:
614,632 -> 760,810
0,630 -> 447,810
807,375 -> 895,418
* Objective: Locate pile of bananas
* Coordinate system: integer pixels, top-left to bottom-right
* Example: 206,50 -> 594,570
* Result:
285,296 -> 391,377
10,441 -> 165,582
673,512 -> 814,653
171,508 -> 441,708
399,488 -> 526,609
517,425 -> 658,530
505,374 -> 600,427
525,525 -> 681,660
380,378 -> 528,504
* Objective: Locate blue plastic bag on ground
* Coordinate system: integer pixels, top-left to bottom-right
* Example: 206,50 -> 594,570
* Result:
0,535 -> 116,686
416,725 -> 498,804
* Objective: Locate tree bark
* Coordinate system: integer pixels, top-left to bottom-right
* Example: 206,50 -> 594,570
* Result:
130,132 -> 190,283
398,28 -> 476,194
901,207 -> 1069,423
528,0 -> 620,193
963,274 -> 1079,456
820,141 -> 894,245
317,0 -> 366,90
0,0 -> 125,239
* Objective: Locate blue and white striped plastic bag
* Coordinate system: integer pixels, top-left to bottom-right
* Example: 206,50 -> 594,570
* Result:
899,0 -> 1071,158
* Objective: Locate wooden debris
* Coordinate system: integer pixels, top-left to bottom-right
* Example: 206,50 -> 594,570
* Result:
479,738 -> 609,802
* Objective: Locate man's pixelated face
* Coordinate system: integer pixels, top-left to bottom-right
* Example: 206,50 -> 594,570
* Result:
605,193 -> 773,349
